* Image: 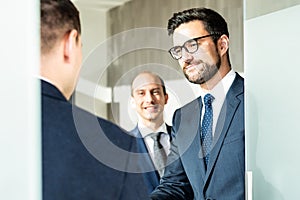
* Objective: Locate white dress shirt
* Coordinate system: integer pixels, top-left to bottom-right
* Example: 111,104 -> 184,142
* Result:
199,70 -> 236,137
138,122 -> 171,157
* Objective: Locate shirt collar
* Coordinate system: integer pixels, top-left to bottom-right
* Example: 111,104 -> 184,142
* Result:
38,75 -> 55,86
138,122 -> 168,138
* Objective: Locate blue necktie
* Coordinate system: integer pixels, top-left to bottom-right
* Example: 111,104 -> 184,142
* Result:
201,94 -> 214,169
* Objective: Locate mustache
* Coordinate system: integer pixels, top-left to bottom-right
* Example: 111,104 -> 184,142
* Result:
183,59 -> 204,69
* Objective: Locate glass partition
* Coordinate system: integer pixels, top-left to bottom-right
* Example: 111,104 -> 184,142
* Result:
245,2 -> 300,199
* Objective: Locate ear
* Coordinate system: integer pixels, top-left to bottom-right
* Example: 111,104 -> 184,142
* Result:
164,93 -> 169,105
217,34 -> 229,57
64,29 -> 79,62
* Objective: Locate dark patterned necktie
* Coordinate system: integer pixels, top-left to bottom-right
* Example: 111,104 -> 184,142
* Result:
201,94 -> 214,170
149,132 -> 167,176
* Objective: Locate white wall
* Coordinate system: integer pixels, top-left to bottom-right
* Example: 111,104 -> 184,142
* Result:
0,0 -> 41,200
73,2 -> 111,118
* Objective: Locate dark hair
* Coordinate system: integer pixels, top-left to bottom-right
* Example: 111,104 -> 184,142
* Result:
167,7 -> 231,66
158,76 -> 167,96
40,0 -> 81,54
131,71 -> 167,96
167,7 -> 229,43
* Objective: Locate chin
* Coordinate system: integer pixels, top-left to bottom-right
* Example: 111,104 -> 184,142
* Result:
186,75 -> 202,84
145,114 -> 158,121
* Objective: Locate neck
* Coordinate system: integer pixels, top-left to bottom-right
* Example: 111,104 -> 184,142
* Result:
141,118 -> 164,132
40,55 -> 73,100
40,73 -> 72,100
200,63 -> 231,91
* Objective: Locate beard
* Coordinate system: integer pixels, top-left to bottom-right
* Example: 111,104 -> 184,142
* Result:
184,55 -> 221,85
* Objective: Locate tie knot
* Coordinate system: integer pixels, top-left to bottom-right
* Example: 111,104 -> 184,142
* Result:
149,132 -> 164,141
148,132 -> 165,149
204,94 -> 214,106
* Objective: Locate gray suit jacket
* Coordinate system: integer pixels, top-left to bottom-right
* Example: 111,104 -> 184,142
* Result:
151,73 -> 245,200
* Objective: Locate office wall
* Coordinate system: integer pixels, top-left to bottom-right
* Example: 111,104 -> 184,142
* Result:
73,1 -> 110,118
245,3 -> 300,199
0,0 -> 41,199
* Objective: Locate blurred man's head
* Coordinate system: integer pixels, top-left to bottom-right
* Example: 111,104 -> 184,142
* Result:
131,72 -> 168,128
40,0 -> 82,100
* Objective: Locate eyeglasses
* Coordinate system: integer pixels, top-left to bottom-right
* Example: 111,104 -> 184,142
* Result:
168,34 -> 219,60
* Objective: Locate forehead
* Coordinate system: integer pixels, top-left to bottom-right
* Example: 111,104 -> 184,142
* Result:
173,20 -> 208,46
132,73 -> 163,91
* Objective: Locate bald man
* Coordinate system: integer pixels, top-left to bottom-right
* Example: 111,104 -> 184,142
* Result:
130,71 -> 173,194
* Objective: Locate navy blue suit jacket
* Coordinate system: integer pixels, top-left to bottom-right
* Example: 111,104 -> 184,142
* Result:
151,73 -> 245,200
129,125 -> 172,194
41,80 -> 148,200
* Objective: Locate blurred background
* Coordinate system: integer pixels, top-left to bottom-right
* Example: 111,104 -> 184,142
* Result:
1,0 -> 300,199
73,0 -> 244,130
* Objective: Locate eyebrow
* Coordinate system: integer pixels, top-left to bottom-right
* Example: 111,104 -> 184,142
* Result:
134,87 -> 162,92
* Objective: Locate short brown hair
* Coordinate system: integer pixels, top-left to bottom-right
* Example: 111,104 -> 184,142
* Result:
40,0 -> 81,54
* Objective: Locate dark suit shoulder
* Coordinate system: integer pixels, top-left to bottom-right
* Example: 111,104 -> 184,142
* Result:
41,81 -> 149,199
175,96 -> 201,116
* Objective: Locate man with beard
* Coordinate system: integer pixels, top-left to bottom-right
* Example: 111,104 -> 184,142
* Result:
150,7 -> 245,200
130,71 -> 172,194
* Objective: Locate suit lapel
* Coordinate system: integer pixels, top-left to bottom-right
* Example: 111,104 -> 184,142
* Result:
204,73 -> 244,183
132,126 -> 160,186
166,124 -> 173,141
178,97 -> 206,185
133,126 -> 155,162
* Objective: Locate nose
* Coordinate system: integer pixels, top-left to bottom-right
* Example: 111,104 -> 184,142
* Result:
181,47 -> 193,62
144,91 -> 154,103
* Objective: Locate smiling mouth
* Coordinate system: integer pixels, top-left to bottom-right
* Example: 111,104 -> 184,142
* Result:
144,105 -> 159,112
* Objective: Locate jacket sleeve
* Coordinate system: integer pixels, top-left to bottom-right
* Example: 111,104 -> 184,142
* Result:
150,109 -> 194,200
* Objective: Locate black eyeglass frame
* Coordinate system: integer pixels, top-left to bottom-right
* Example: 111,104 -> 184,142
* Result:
168,33 -> 221,60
